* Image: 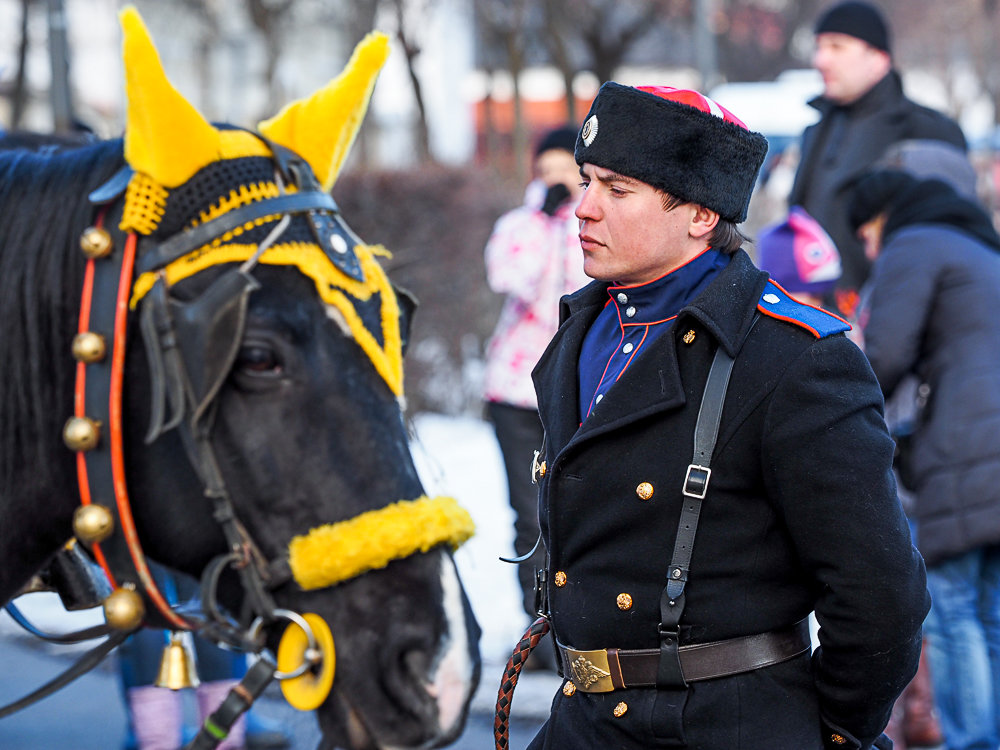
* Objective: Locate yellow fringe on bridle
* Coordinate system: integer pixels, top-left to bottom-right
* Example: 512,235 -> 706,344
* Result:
288,495 -> 475,591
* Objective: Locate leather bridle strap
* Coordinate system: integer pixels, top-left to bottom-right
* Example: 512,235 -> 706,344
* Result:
3,602 -> 112,644
135,191 -> 339,274
74,211 -> 191,630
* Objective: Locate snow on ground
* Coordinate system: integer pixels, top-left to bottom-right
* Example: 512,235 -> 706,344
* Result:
409,411 -> 528,664
409,412 -> 563,716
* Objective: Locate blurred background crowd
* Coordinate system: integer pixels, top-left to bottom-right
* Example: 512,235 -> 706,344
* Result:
4,0 -> 1000,417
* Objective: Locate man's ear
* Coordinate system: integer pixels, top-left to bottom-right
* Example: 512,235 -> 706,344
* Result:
689,205 -> 720,239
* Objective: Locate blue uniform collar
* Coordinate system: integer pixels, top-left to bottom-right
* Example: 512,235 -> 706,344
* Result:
605,248 -> 730,325
577,249 -> 730,420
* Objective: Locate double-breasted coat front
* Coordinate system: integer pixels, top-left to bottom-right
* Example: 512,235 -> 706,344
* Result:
527,250 -> 928,750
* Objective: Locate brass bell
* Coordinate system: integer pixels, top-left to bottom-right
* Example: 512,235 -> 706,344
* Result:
80,226 -> 113,259
72,332 -> 107,363
73,504 -> 114,545
63,416 -> 100,452
103,585 -> 145,630
155,631 -> 200,690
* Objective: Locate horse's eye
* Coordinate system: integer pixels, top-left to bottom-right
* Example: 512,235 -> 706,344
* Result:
236,345 -> 281,374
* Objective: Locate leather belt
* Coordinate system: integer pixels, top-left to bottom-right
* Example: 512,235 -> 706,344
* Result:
558,618 -> 810,693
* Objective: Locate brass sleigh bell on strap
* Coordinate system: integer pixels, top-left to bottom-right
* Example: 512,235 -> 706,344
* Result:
63,416 -> 101,452
155,631 -> 200,690
73,503 -> 114,545
72,332 -> 107,363
79,226 -> 113,259
103,585 -> 145,630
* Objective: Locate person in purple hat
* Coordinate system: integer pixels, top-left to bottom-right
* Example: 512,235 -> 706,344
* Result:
757,206 -> 841,309
521,81 -> 927,750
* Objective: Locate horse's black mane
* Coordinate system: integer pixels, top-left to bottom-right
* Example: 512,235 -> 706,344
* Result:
0,138 -> 125,487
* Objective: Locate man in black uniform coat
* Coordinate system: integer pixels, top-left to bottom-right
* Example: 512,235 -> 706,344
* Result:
788,0 -> 966,318
525,82 -> 929,750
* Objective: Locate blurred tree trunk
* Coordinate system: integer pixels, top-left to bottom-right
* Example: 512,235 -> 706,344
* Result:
10,0 -> 31,128
246,0 -> 294,113
331,0 -> 380,169
46,0 -> 72,132
388,0 -> 434,164
477,0 -> 531,185
480,68 -> 503,169
576,0 -> 671,85
541,0 -> 578,124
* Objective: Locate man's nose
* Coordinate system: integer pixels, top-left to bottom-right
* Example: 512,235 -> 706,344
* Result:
576,189 -> 599,221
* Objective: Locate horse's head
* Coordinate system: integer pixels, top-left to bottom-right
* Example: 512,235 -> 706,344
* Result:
72,8 -> 481,748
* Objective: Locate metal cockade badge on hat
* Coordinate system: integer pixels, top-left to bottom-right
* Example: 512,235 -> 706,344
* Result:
582,115 -> 599,147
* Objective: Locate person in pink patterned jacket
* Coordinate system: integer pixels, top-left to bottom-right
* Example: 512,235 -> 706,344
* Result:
484,126 -> 590,666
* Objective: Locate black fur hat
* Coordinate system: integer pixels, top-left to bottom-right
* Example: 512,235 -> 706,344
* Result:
574,82 -> 768,223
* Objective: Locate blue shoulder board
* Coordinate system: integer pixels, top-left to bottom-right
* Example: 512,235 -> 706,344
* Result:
757,281 -> 851,338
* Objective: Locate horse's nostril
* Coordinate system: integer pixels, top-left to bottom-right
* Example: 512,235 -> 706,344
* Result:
380,639 -> 438,724
403,647 -> 431,683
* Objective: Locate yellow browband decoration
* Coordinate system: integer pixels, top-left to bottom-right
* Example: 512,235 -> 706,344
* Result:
130,240 -> 405,397
288,496 -> 476,591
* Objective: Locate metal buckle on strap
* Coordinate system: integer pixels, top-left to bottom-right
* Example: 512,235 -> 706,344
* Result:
683,464 -> 711,499
560,647 -> 615,693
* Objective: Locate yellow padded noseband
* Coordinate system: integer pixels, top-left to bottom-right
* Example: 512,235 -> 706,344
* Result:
288,496 -> 476,591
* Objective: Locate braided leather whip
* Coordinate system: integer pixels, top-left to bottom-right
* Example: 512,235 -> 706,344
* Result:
494,616 -> 551,750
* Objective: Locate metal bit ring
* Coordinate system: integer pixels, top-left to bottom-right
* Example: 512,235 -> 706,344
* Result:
248,608 -> 321,680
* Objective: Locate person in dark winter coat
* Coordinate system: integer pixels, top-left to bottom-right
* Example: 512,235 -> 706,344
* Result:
849,170 -> 1000,750
788,1 -> 966,319
523,82 -> 928,750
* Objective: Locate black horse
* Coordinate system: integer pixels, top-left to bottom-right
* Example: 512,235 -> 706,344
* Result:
0,10 -> 480,750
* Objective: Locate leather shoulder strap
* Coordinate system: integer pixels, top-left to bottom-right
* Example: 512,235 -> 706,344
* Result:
657,314 -> 759,687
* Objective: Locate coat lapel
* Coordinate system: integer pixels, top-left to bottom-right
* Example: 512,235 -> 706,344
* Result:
532,281 -> 604,454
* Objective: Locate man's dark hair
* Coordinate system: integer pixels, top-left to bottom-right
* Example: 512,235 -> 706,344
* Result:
708,220 -> 749,254
660,191 -> 747,254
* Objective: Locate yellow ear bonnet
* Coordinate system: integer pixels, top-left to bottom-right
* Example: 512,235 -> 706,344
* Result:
118,8 -> 403,396
120,6 -> 221,188
258,32 -> 390,192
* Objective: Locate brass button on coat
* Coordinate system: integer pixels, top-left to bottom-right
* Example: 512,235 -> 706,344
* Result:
682,329 -> 696,344
554,571 -> 567,587
613,701 -> 628,717
616,593 -> 633,610
636,482 -> 653,500
562,681 -> 576,696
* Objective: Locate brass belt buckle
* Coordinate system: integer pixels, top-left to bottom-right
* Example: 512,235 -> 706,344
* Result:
561,646 -> 614,693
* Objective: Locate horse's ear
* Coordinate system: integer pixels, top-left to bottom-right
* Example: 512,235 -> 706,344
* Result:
120,6 -> 220,187
258,32 -> 389,193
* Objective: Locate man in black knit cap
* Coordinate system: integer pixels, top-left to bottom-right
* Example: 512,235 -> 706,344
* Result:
788,0 -> 966,319
523,81 -> 928,750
